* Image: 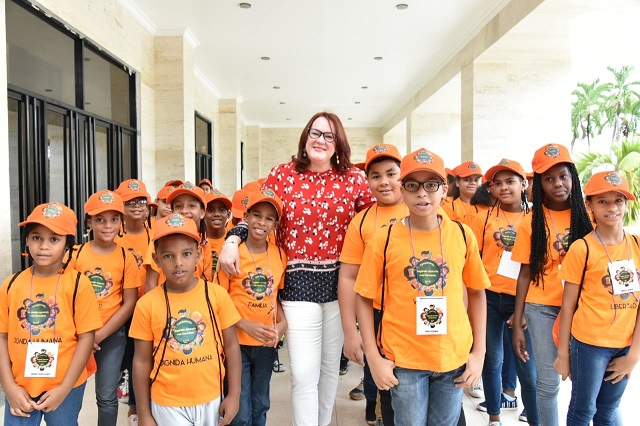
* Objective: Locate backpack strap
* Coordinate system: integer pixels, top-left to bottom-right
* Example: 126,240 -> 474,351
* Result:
5,269 -> 26,293
72,271 -> 81,316
478,209 -> 492,259
452,220 -> 467,259
359,205 -> 374,239
377,223 -> 394,352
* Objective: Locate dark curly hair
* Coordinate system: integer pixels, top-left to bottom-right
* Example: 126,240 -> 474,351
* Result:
293,112 -> 353,173
529,163 -> 592,286
22,223 -> 76,272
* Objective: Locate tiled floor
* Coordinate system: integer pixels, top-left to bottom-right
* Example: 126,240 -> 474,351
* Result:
1,344 -> 637,425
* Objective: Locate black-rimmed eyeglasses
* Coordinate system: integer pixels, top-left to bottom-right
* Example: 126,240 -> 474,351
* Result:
402,180 -> 444,193
308,128 -> 337,143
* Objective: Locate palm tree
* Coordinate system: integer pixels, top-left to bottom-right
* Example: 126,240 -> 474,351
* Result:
570,79 -> 607,150
600,66 -> 640,144
576,139 -> 640,225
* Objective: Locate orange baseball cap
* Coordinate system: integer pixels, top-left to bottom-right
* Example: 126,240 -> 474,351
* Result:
231,188 -> 251,219
355,144 -> 403,172
116,179 -> 149,202
20,202 -> 77,236
85,190 -> 125,216
156,185 -> 175,201
165,179 -> 184,187
198,179 -> 213,188
584,171 -> 636,201
166,182 -> 207,206
242,180 -> 262,193
526,171 -> 534,180
399,148 -> 446,182
246,188 -> 284,219
531,143 -> 573,174
453,161 -> 483,178
484,159 -> 527,182
206,188 -> 232,210
152,213 -> 201,244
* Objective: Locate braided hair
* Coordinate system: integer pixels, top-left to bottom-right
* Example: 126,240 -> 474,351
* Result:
529,163 -> 592,286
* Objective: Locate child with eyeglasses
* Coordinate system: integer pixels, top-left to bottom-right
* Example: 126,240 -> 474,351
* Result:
215,190 -> 287,426
355,148 -> 490,426
130,213 -> 241,426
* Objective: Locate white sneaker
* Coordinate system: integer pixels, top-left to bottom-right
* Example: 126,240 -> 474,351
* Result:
464,378 -> 483,398
128,414 -> 138,426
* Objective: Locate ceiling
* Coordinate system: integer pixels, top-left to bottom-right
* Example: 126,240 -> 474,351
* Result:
128,0 -> 510,128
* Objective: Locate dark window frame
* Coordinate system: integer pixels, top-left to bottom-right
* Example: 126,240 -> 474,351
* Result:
195,112 -> 213,184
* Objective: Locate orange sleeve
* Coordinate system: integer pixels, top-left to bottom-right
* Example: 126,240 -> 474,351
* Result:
558,238 -> 588,285
74,274 -> 104,334
123,249 -> 141,289
461,223 -> 491,291
129,291 -> 155,341
340,212 -> 366,265
511,215 -> 532,264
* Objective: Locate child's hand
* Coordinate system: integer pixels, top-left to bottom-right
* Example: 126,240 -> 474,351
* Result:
33,385 -> 71,412
605,354 -> 639,384
5,383 -> 36,417
454,351 -> 483,388
553,353 -> 571,381
512,326 -> 530,363
369,355 -> 398,391
138,412 -> 158,426
240,320 -> 277,346
218,395 -> 239,425
343,331 -> 364,366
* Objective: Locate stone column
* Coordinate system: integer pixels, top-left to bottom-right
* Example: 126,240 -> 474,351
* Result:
218,98 -> 242,195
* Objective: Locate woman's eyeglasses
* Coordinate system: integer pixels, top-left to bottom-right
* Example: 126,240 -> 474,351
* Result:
308,128 -> 337,143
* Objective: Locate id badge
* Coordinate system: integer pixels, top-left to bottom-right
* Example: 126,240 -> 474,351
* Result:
24,342 -> 58,378
497,251 -> 520,280
608,259 -> 640,295
416,296 -> 447,335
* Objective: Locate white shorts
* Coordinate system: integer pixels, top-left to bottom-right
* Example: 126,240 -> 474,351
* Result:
150,397 -> 221,426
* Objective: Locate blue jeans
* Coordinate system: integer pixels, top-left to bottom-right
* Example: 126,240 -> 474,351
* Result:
391,365 -> 465,426
94,326 -> 126,426
4,382 -> 86,426
525,302 -> 560,426
567,338 -> 629,426
502,327 -> 517,391
483,291 -> 539,425
230,345 -> 276,426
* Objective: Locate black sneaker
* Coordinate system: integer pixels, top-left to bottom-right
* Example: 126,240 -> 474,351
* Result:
349,378 -> 364,400
340,355 -> 349,375
365,399 -> 376,425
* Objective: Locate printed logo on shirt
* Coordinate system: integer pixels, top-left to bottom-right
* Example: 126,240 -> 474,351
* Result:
552,228 -> 571,257
403,251 -> 449,296
492,225 -> 517,251
602,273 -> 636,301
127,247 -> 144,268
84,267 -> 114,299
242,266 -> 275,301
211,250 -> 219,276
17,293 -> 60,335
168,309 -> 206,355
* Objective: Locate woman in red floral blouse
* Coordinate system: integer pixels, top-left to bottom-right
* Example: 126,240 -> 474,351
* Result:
220,112 -> 374,426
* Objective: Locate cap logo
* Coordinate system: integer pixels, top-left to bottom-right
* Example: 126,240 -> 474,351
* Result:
212,189 -> 223,196
241,196 -> 249,208
544,145 -> 560,158
468,163 -> 478,170
414,149 -> 433,164
183,182 -> 195,190
128,180 -> 140,191
604,172 -> 623,186
499,160 -> 510,166
373,145 -> 388,153
167,187 -> 175,193
42,203 -> 63,219
99,191 -> 115,204
262,188 -> 276,198
165,214 -> 186,228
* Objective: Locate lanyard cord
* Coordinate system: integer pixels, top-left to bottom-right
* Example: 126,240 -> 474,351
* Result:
28,267 -> 62,342
407,216 -> 445,297
546,207 -> 566,269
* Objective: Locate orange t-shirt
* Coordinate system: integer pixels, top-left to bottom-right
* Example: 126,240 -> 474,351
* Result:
69,243 -> 141,325
442,198 -> 474,225
116,228 -> 153,297
559,234 -> 640,348
354,218 -> 490,372
341,203 -> 407,309
209,236 -> 225,278
216,243 -> 286,346
143,238 -> 212,286
470,208 -> 528,295
0,267 -> 103,397
512,208 -> 571,306
129,279 -> 240,406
